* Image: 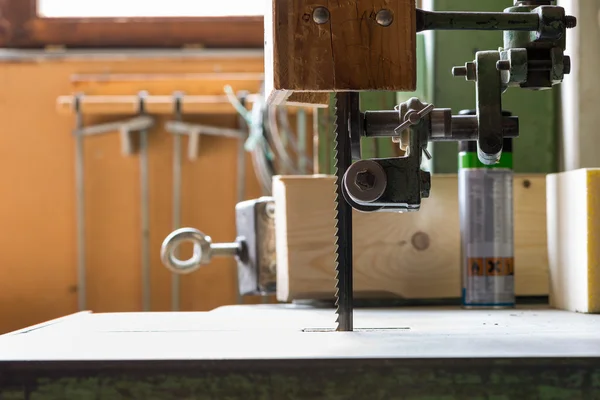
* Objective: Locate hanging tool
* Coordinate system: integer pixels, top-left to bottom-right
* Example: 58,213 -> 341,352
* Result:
170,91 -> 184,311
71,95 -> 155,311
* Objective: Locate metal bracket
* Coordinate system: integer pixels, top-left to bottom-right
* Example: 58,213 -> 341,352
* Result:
164,121 -> 246,161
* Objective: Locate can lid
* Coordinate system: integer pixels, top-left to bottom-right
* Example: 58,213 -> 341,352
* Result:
457,109 -> 513,153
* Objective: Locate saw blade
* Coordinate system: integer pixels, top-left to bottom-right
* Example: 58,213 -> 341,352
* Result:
333,92 -> 354,332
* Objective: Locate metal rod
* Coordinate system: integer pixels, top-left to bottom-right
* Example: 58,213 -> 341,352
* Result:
165,121 -> 245,139
171,93 -> 183,312
297,108 -> 307,174
235,93 -> 248,306
74,94 -> 86,311
416,9 -> 540,32
77,116 -> 154,137
363,111 -> 519,140
139,92 -> 151,312
313,109 -> 320,174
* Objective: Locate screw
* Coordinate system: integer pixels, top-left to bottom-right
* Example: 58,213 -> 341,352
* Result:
452,66 -> 467,77
565,15 -> 577,29
312,7 -> 330,24
265,202 -> 276,219
376,9 -> 393,27
355,170 -> 376,191
523,179 -> 531,188
496,60 -> 511,71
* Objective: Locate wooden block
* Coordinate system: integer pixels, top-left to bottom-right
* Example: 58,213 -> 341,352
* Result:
265,0 -> 417,105
547,169 -> 600,313
273,174 -> 548,302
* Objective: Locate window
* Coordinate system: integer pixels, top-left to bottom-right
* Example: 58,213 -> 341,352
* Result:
37,0 -> 264,18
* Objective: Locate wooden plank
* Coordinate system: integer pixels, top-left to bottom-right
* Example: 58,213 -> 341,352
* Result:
57,95 -> 324,116
558,0 -> 600,170
71,73 -> 265,96
273,174 -> 548,302
547,169 -> 600,313
0,0 -> 263,49
265,0 -> 416,105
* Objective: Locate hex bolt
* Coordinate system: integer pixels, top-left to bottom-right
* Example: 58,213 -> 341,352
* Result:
376,9 -> 394,26
312,7 -> 330,24
565,15 -> 577,29
355,170 -> 376,191
496,60 -> 511,71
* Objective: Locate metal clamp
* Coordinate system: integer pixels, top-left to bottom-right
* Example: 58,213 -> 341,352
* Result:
164,121 -> 246,161
73,115 -> 155,155
161,228 -> 242,275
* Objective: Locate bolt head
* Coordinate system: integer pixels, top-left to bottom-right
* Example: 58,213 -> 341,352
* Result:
376,9 -> 393,27
312,7 -> 330,24
265,202 -> 276,219
355,170 -> 376,191
452,66 -> 467,77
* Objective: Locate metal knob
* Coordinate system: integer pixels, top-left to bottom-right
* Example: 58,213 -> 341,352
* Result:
160,227 -> 241,275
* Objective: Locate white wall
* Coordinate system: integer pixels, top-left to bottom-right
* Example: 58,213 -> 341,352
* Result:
559,0 -> 600,170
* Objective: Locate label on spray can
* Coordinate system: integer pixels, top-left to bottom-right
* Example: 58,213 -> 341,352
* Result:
459,130 -> 515,308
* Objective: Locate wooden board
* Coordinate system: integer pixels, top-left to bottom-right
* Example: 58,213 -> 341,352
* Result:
273,174 -> 548,302
0,50 -> 271,334
264,0 -> 417,105
547,169 -> 600,313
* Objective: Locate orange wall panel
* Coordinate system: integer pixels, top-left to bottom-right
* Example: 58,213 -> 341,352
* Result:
0,51 -> 265,333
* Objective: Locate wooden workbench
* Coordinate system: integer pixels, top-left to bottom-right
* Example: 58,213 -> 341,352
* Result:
0,304 -> 599,398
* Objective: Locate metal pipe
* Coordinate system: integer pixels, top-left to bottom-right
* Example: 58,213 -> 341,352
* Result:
74,94 -> 86,311
416,9 -> 540,33
363,111 -> 519,140
77,116 -> 154,137
313,109 -> 320,174
235,93 -> 248,305
437,116 -> 520,141
165,121 -> 245,139
139,92 -> 151,312
171,92 -> 183,312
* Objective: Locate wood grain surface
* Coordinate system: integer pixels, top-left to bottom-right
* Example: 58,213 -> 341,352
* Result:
274,174 -> 549,301
265,0 -> 417,104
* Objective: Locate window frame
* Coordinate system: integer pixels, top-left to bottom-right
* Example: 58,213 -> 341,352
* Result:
0,0 -> 264,48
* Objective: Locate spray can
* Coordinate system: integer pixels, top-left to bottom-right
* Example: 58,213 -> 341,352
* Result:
459,110 -> 515,309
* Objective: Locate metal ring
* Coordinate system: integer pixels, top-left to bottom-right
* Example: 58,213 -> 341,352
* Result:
160,227 -> 212,275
